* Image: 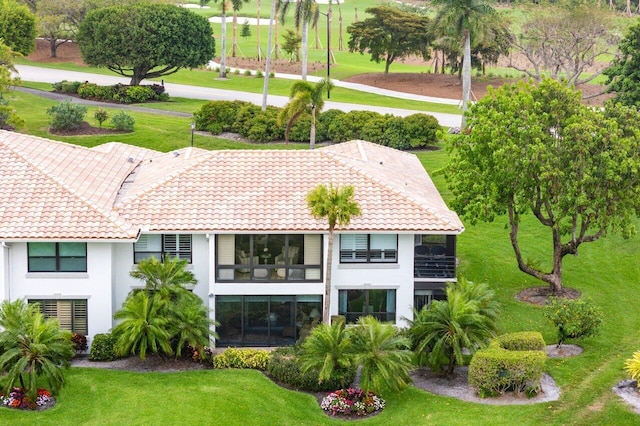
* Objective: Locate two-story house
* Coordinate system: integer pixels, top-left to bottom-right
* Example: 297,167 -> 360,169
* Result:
0,130 -> 463,347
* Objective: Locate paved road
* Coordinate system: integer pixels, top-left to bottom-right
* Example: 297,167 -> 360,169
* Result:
14,65 -> 463,127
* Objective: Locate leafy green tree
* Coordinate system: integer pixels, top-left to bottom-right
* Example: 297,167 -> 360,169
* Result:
278,78 -> 333,148
432,0 -> 496,127
351,316 -> 413,394
0,299 -> 74,399
300,321 -> 353,387
544,297 -> 602,347
281,29 -> 302,62
0,0 -> 36,56
347,6 -> 432,75
0,42 -> 24,130
407,281 -> 497,376
445,79 -> 640,294
240,19 -> 251,40
77,3 -> 215,85
113,290 -> 173,361
605,20 -> 640,107
307,184 -> 361,324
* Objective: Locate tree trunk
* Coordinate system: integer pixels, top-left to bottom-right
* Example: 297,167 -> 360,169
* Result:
257,0 -> 262,61
310,106 -> 316,150
461,29 -> 471,128
274,17 -> 279,60
338,7 -> 343,51
384,58 -> 391,75
49,38 -> 58,58
301,21 -> 309,80
262,0 -> 277,110
220,9 -> 228,78
323,229 -> 334,324
232,11 -> 238,58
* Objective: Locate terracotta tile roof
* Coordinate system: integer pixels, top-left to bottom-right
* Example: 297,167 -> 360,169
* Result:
0,131 -> 144,240
116,140 -> 464,233
0,132 -> 463,239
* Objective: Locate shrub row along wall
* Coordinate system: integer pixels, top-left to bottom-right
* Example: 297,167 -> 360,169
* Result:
53,81 -> 168,104
468,331 -> 547,398
193,100 -> 442,148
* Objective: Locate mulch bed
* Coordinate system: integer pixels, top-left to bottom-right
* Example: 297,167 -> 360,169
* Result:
515,286 -> 581,306
48,121 -> 128,137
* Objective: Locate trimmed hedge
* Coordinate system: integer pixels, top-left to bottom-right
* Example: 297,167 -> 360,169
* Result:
212,348 -> 271,370
266,347 -> 355,392
494,331 -> 546,352
54,81 -> 167,104
468,332 -> 547,398
89,333 -> 118,361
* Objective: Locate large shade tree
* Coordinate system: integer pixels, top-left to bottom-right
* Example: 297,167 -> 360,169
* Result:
605,20 -> 640,108
307,184 -> 361,324
432,0 -> 496,127
445,79 -> 640,294
77,3 -> 215,85
278,78 -> 333,148
347,6 -> 433,75
0,0 -> 36,56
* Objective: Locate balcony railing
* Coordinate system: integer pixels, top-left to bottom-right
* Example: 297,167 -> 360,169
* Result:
414,255 -> 456,279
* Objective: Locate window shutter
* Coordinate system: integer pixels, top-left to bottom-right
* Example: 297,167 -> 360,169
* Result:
56,301 -> 73,331
304,234 -> 321,279
73,301 -> 88,335
135,235 -> 161,252
217,235 -> 235,265
370,234 -> 397,261
340,234 -> 367,262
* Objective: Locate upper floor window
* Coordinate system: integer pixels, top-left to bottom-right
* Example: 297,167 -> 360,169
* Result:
134,234 -> 192,263
28,242 -> 87,272
340,234 -> 397,263
29,299 -> 88,335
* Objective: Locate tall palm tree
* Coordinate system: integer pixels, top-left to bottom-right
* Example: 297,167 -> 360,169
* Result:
299,321 -> 353,387
351,316 -> 414,394
307,184 -> 361,324
262,0 -> 278,110
113,291 -> 173,361
0,299 -> 74,399
231,0 -> 251,58
432,0 -> 495,128
277,78 -> 333,148
279,0 -> 319,80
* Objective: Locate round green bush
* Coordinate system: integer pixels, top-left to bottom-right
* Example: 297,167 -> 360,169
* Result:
327,110 -> 382,142
47,100 -> 87,131
193,100 -> 251,134
382,116 -> 409,149
288,113 -> 312,142
403,113 -> 440,148
110,111 -> 135,132
360,115 -> 392,144
89,333 -> 118,361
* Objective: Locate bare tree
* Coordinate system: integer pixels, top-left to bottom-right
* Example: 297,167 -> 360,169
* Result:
509,6 -> 619,90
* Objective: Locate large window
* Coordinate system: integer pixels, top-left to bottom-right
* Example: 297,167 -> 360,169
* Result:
216,295 -> 322,346
414,234 -> 456,279
134,234 -> 192,263
216,234 -> 322,282
28,242 -> 87,272
28,299 -> 88,335
338,289 -> 396,323
340,234 -> 397,263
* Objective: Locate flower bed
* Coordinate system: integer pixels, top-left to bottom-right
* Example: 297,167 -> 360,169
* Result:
0,388 -> 54,410
320,388 -> 385,417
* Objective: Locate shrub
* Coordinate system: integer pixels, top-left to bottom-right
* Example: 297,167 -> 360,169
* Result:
233,103 -> 262,134
47,100 -> 87,131
327,110 -> 381,142
71,333 -> 88,354
89,333 -> 118,361
52,80 -> 82,94
244,69 -> 252,76
403,113 -> 440,148
494,331 -> 546,352
77,82 -> 101,99
110,111 -> 135,132
544,297 -> 603,346
267,347 -> 355,392
255,70 -> 263,77
287,113 -> 312,142
124,85 -> 156,103
382,116 -> 408,149
625,351 -> 640,381
468,344 -> 547,398
239,106 -> 283,142
212,348 -> 271,370
94,108 -> 109,128
193,100 -> 250,134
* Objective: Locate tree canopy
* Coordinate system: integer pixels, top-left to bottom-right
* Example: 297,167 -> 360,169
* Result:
445,79 -> 640,293
0,0 -> 36,56
605,20 -> 640,108
77,3 -> 215,85
347,6 -> 432,75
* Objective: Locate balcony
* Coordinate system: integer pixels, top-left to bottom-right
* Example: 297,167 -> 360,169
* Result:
414,241 -> 456,279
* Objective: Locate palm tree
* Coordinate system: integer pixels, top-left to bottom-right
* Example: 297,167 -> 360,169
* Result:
307,183 -> 361,324
299,321 -> 353,387
130,256 -> 196,291
351,316 -> 414,394
113,291 -> 173,360
231,0 -> 251,58
0,300 -> 74,399
169,291 -> 218,358
279,0 -> 319,80
278,78 -> 333,148
407,285 -> 496,376
432,0 -> 495,128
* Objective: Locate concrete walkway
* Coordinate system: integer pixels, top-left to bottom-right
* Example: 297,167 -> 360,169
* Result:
14,64 -> 463,127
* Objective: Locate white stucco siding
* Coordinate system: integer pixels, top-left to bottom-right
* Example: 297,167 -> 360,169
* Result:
9,242 -> 114,346
0,242 -> 9,300
330,234 -> 416,326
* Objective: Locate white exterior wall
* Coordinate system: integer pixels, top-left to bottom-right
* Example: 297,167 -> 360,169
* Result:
8,242 -> 114,347
331,233 -> 415,327
0,243 -> 8,301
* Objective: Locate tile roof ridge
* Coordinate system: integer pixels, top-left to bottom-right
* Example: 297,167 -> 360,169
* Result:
1,133 -> 139,238
319,143 -> 463,231
114,148 -> 218,208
